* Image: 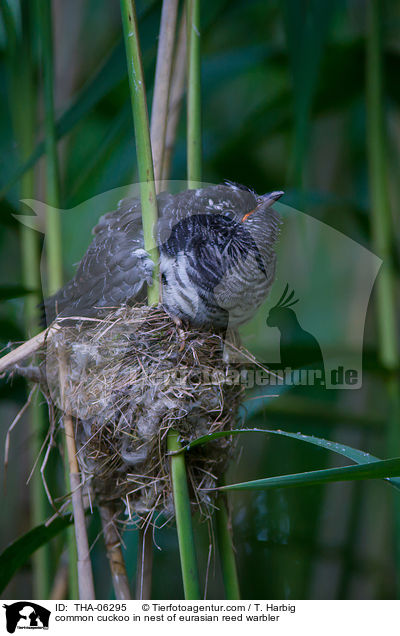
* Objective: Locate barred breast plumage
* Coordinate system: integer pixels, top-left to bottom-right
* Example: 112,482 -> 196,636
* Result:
44,182 -> 282,329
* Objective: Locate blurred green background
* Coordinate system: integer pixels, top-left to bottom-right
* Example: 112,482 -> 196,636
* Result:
0,0 -> 399,599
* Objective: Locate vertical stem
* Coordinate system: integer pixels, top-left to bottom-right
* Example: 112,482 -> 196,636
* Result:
366,0 -> 400,594
50,558 -> 69,600
120,0 -> 160,305
160,0 -> 203,601
37,0 -> 79,598
37,0 -> 62,295
188,0 -> 239,601
64,414 -> 95,599
167,430 -> 200,599
18,97 -> 50,599
59,349 -> 94,599
186,0 -> 201,186
21,211 -> 51,601
150,0 -> 179,187
0,0 -> 52,598
99,505 -> 131,600
121,0 -> 170,597
64,469 -> 80,597
215,494 -> 240,599
366,0 -> 398,370
135,526 -> 154,599
21,179 -> 51,600
162,11 -> 187,181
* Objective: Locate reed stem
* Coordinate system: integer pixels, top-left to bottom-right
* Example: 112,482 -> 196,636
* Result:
167,430 -> 200,599
99,505 -> 131,600
186,0 -> 202,186
366,0 -> 400,595
18,91 -> 50,601
162,11 -> 187,180
135,526 -> 154,599
0,0 -> 52,598
120,0 -> 160,305
63,414 -> 95,599
366,0 -> 398,370
37,0 -> 62,295
121,0 -> 177,597
215,494 -> 240,599
150,0 -> 179,187
37,0 -> 81,598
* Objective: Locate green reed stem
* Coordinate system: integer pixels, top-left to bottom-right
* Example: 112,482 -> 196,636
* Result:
162,9 -> 187,180
20,135 -> 51,601
366,0 -> 400,594
37,0 -> 62,295
150,0 -> 179,186
0,0 -> 52,598
120,0 -> 160,305
20,132 -> 51,598
366,0 -> 398,370
37,0 -> 79,598
186,0 -> 201,186
215,492 -> 240,599
167,430 -> 201,599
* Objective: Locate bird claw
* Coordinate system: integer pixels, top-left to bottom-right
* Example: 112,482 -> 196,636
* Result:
134,248 -> 155,286
170,315 -> 186,351
13,363 -> 44,384
177,328 -> 186,352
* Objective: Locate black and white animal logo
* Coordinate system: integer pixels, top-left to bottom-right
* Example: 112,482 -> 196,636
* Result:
3,602 -> 50,634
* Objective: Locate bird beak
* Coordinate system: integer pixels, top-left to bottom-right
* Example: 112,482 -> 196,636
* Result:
241,190 -> 284,222
262,190 -> 284,206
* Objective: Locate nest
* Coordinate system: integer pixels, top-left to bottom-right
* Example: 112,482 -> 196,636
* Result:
40,305 -> 244,525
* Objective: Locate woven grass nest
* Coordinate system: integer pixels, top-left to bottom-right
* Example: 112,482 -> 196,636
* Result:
41,305 -> 245,526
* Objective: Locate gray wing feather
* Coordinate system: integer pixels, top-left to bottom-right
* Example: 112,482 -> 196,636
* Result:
44,198 -> 152,322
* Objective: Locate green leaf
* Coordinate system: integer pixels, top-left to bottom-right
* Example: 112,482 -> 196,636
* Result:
175,427 -> 400,491
220,457 -> 400,492
0,516 -> 72,594
178,427 -> 372,462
